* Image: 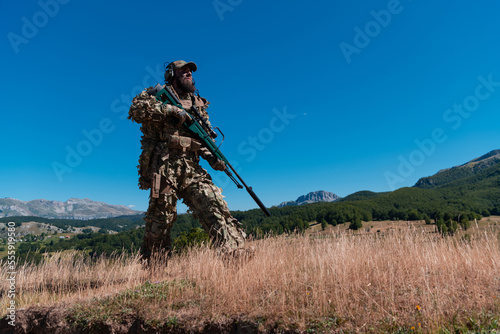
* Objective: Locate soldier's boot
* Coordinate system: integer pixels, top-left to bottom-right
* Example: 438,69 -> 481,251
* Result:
224,244 -> 256,263
141,223 -> 172,267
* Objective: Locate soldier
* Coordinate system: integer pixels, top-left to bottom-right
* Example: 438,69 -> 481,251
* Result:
128,60 -> 248,261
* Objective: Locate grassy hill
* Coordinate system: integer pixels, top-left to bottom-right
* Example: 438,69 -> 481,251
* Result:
3,225 -> 500,333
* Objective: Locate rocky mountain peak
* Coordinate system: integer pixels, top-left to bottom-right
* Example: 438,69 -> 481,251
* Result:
277,191 -> 341,208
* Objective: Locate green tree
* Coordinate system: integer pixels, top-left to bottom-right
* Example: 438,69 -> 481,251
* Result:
438,218 -> 458,236
459,217 -> 471,231
408,209 -> 423,221
436,218 -> 446,236
173,228 -> 210,251
348,216 -> 362,230
321,219 -> 328,231
448,219 -> 458,236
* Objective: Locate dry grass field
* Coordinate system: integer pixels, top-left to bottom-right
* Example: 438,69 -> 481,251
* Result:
1,219 -> 500,333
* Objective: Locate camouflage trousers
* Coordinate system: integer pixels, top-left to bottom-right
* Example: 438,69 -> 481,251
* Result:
142,150 -> 246,258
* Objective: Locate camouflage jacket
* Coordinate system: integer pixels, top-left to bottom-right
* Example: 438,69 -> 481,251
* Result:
128,85 -> 215,189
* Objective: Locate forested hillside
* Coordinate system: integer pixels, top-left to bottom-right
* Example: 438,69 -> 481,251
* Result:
415,149 -> 500,189
232,161 -> 500,233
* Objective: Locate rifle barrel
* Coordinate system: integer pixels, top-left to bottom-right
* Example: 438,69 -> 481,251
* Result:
227,163 -> 271,217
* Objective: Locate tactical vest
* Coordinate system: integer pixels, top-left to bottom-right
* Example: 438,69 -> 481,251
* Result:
135,87 -> 210,190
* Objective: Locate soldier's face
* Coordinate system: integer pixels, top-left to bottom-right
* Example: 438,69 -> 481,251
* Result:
175,67 -> 196,93
177,67 -> 192,79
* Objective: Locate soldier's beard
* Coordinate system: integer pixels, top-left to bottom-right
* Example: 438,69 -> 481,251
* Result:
175,76 -> 196,93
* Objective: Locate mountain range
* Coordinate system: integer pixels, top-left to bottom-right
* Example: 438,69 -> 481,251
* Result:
2,149 -> 499,220
0,198 -> 141,219
277,191 -> 341,208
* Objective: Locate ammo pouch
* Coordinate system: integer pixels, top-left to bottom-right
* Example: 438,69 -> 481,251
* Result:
150,135 -> 202,198
168,134 -> 201,152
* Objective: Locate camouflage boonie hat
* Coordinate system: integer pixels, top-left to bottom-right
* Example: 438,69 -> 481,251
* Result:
171,60 -> 197,72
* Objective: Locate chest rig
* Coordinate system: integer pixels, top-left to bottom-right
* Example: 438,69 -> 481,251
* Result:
164,92 -> 209,155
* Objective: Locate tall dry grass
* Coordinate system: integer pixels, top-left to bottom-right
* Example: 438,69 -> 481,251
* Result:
0,251 -> 151,309
2,228 -> 500,331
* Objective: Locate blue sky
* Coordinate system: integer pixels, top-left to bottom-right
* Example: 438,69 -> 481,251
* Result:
1,0 -> 500,212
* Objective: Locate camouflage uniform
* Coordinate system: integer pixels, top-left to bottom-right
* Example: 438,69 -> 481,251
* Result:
128,61 -> 246,258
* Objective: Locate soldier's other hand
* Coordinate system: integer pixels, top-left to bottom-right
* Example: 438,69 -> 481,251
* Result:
173,110 -> 190,126
212,159 -> 226,171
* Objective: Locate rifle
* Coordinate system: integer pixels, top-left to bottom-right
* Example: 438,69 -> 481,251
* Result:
149,83 -> 271,217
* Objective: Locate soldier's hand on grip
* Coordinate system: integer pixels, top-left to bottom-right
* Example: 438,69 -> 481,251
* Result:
211,159 -> 226,171
172,109 -> 191,127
